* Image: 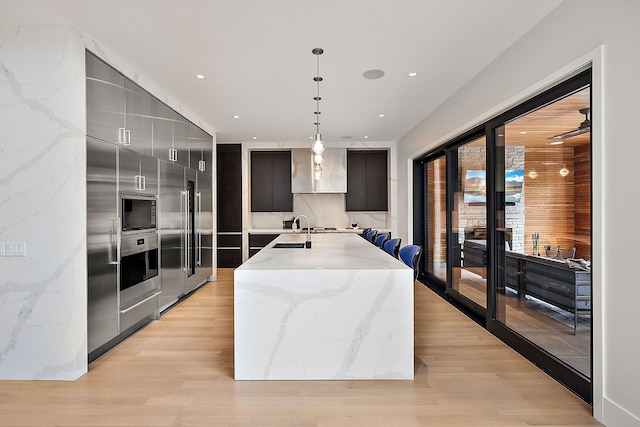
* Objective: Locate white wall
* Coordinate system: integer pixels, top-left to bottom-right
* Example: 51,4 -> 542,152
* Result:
0,24 -> 216,380
395,1 -> 640,425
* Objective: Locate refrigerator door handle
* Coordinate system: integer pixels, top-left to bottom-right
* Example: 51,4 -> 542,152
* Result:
182,190 -> 189,272
108,217 -> 119,265
196,191 -> 202,266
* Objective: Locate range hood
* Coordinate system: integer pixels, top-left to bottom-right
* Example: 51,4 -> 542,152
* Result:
291,148 -> 347,193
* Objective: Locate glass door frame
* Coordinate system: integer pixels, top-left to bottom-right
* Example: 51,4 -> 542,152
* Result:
444,130 -> 490,320
485,69 -> 592,402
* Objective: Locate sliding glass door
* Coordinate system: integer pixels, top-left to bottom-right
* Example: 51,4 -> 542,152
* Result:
449,136 -> 488,313
416,69 -> 592,402
491,81 -> 592,389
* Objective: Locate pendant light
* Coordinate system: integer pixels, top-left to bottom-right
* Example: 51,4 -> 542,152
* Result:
312,48 -> 325,179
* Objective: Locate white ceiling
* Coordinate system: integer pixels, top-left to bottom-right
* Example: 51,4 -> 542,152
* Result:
0,0 -> 563,143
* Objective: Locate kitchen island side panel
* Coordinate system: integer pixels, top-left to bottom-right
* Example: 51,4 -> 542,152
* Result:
234,268 -> 414,380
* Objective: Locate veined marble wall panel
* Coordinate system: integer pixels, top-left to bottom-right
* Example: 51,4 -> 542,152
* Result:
0,25 -> 87,380
251,193 -> 388,230
0,23 -> 216,380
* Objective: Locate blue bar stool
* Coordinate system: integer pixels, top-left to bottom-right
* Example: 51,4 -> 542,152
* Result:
361,227 -> 371,239
366,229 -> 378,244
375,233 -> 390,249
399,245 -> 422,280
383,238 -> 401,258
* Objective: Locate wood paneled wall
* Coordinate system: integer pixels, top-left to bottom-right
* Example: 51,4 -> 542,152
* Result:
524,146 -> 590,260
574,144 -> 591,260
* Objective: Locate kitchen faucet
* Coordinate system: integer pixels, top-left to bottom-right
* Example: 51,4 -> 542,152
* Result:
293,214 -> 312,248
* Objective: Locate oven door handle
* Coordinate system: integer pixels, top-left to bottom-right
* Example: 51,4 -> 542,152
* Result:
120,290 -> 161,314
196,191 -> 202,266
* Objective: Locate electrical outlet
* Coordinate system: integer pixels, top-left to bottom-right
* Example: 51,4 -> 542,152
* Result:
5,242 -> 26,257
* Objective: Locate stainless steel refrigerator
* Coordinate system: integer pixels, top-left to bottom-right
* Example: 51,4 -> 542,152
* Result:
159,162 -> 210,310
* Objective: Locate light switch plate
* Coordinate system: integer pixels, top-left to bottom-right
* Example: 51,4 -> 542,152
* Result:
5,241 -> 26,257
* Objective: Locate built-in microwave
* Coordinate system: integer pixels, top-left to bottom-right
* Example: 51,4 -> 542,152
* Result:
121,193 -> 157,232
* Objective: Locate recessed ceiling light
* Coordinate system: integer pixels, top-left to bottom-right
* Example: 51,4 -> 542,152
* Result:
519,131 -> 527,134
363,69 -> 385,80
195,74 -> 205,79
364,136 -> 369,139
378,114 -> 385,118
233,115 -> 240,119
408,72 -> 417,77
252,136 -> 257,140
550,140 -> 564,145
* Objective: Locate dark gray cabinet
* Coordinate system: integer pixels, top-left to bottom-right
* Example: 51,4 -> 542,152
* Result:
249,233 -> 279,257
346,150 -> 388,211
217,145 -> 242,267
250,151 -> 293,212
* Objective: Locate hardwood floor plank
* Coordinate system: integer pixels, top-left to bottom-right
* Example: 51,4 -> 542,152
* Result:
0,268 -> 600,426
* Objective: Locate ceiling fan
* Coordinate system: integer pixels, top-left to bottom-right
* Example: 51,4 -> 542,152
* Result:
551,107 -> 591,139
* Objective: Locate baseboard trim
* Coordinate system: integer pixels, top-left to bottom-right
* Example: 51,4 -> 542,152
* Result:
603,397 -> 640,427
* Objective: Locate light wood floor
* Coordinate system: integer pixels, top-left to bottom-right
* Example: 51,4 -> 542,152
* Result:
0,269 -> 601,426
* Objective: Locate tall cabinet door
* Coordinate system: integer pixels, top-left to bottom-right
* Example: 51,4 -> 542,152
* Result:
87,137 -> 119,354
86,51 -> 125,145
159,161 -> 185,309
124,79 -> 153,156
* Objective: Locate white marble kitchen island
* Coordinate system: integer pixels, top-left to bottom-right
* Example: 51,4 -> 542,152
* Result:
234,233 -> 414,380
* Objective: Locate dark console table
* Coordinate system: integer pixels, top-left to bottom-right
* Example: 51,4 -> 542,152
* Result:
463,240 -> 591,332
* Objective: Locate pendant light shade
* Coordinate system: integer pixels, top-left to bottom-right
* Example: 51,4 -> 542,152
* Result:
312,134 -> 325,154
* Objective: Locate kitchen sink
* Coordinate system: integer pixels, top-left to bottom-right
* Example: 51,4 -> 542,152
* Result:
273,242 -> 306,249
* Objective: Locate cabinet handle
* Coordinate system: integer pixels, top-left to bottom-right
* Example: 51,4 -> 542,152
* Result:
108,217 -> 119,265
135,175 -> 146,191
196,191 -> 202,266
182,190 -> 189,272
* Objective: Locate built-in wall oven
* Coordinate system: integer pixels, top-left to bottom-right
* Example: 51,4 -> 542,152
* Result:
119,193 -> 160,332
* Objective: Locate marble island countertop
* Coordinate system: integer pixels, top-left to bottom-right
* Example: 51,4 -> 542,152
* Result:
237,233 -> 408,271
247,227 -> 366,234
